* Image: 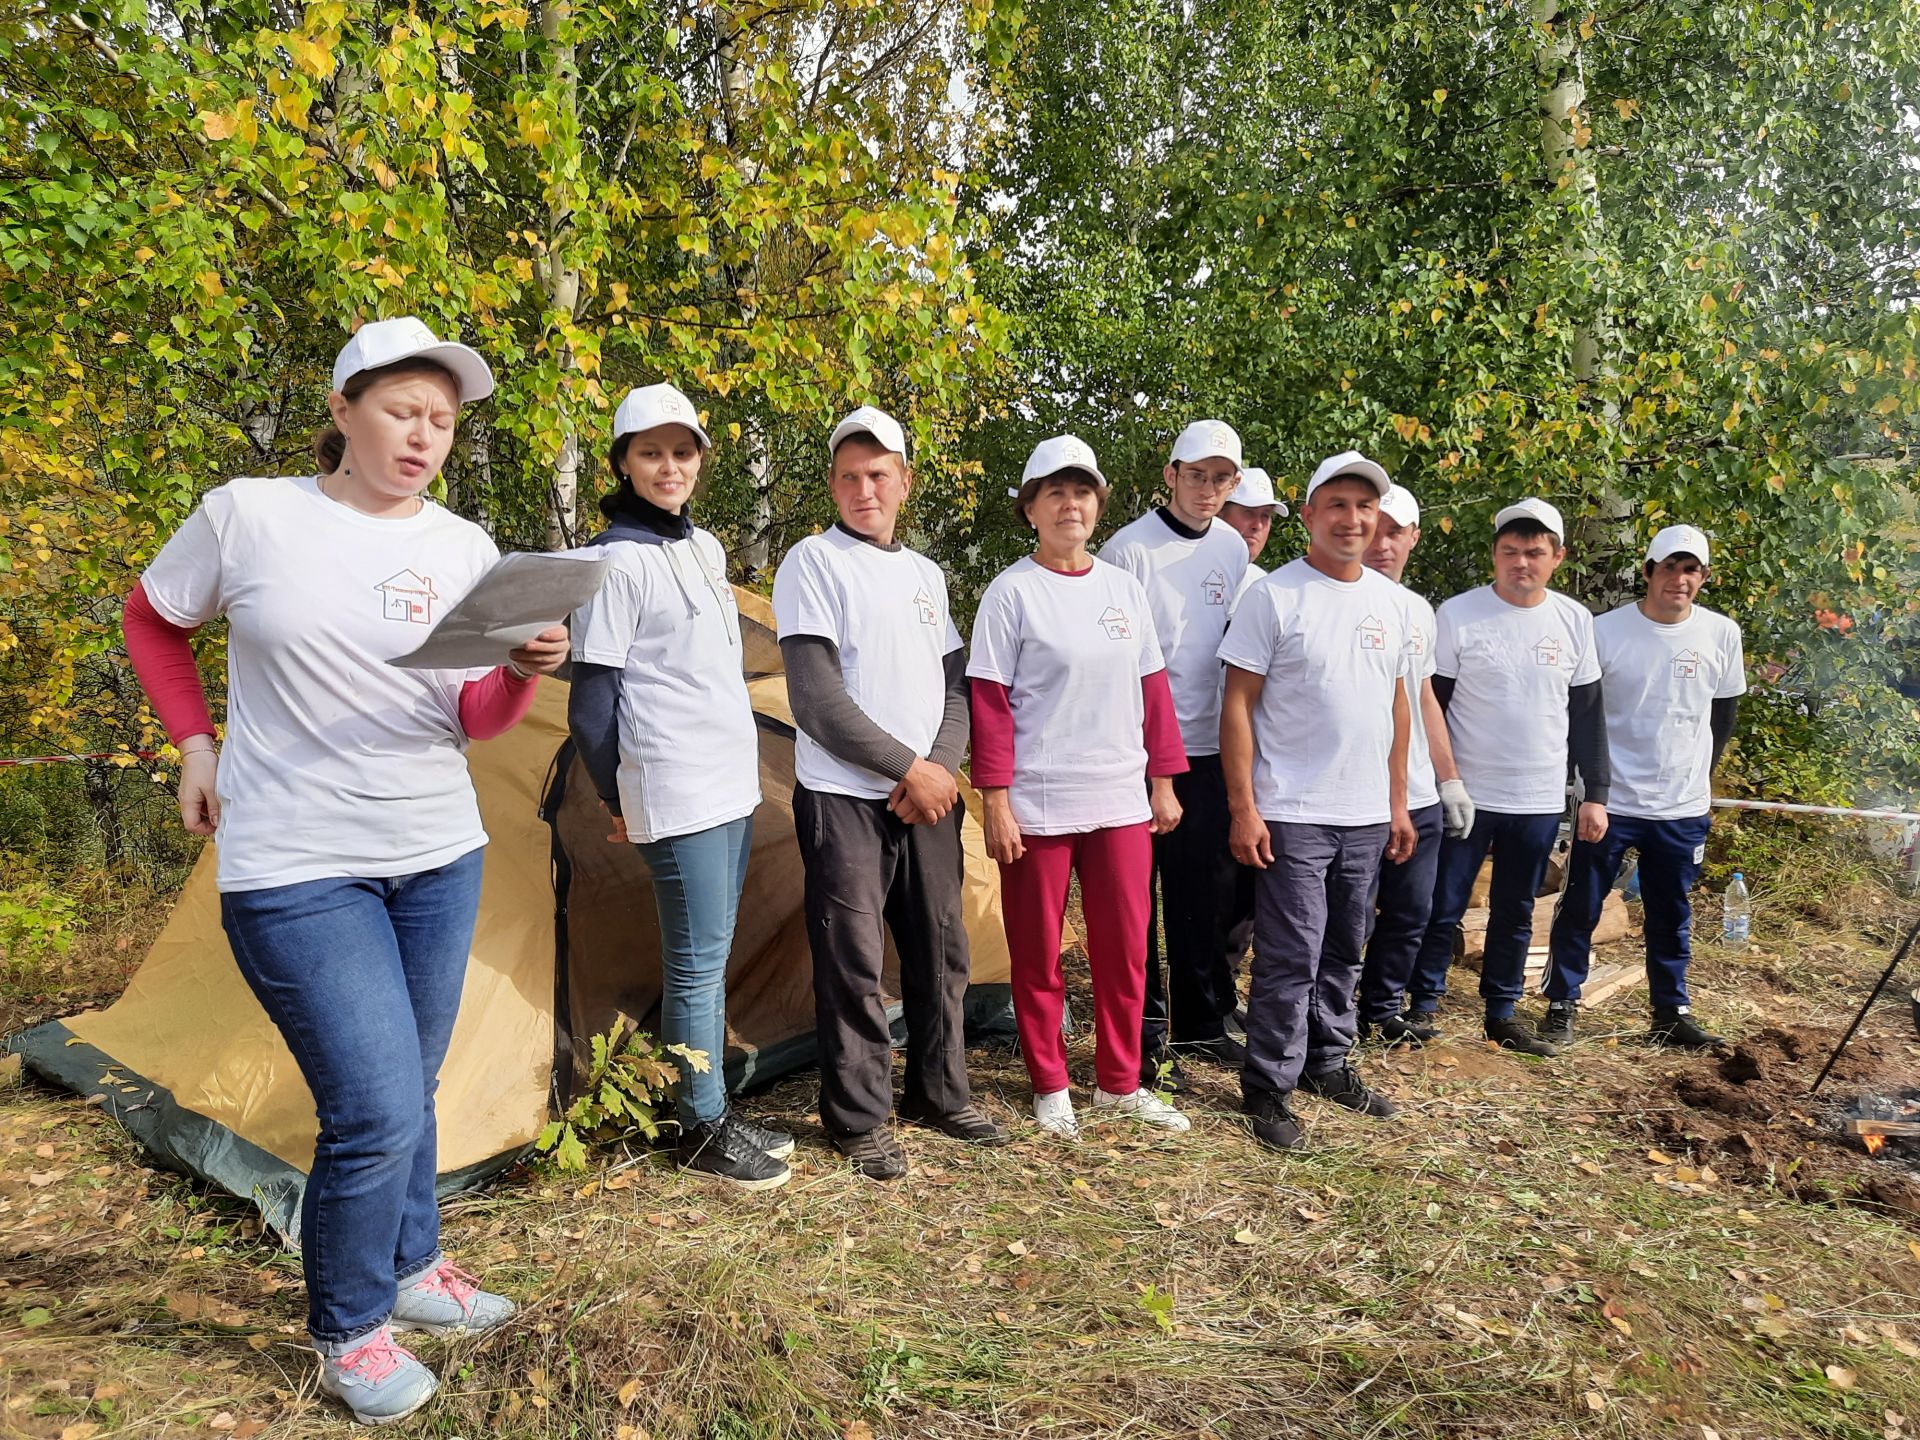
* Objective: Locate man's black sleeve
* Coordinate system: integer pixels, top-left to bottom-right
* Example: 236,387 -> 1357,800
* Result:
567,661 -> 625,817
1432,675 -> 1456,713
927,648 -> 970,776
1567,679 -> 1612,805
1710,694 -> 1740,771
780,634 -> 918,783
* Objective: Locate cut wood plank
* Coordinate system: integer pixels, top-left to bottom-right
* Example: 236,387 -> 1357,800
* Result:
1843,1118 -> 1920,1139
1578,962 -> 1646,1009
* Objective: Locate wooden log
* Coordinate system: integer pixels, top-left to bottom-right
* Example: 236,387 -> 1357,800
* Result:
1459,891 -> 1631,965
1844,1118 -> 1920,1139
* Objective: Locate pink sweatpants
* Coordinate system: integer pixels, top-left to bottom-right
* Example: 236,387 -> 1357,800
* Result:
998,824 -> 1152,1096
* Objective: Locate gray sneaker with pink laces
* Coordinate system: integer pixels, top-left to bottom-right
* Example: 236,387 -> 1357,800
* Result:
390,1257 -> 517,1336
315,1326 -> 438,1425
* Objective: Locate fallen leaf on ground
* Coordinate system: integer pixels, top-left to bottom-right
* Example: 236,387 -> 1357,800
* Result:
1234,1227 -> 1259,1244
1584,1391 -> 1606,1412
207,1414 -> 236,1431
1646,1148 -> 1677,1165
618,1377 -> 641,1408
1826,1365 -> 1858,1389
1007,1239 -> 1029,1255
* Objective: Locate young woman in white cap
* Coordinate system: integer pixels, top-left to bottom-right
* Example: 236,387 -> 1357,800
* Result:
567,383 -> 792,1190
121,317 -> 568,1425
969,436 -> 1191,1137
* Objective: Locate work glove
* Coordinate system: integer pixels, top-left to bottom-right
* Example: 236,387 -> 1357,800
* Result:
1438,778 -> 1475,839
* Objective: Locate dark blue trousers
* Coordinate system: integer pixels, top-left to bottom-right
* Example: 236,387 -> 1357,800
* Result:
1358,802 -> 1445,1025
1547,812 -> 1711,1010
1408,809 -> 1562,1021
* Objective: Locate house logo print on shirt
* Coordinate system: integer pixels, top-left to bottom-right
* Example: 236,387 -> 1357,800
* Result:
1671,648 -> 1703,680
1201,569 -> 1228,606
1533,636 -> 1563,667
912,588 -> 939,627
1357,615 -> 1387,651
376,570 -> 437,625
1098,606 -> 1133,640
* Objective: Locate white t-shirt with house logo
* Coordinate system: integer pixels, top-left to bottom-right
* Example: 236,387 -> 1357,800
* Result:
967,557 -> 1167,835
1397,585 -> 1440,810
570,530 -> 762,843
772,526 -> 963,801
1100,511 -> 1248,757
1434,584 -> 1601,814
1592,602 -> 1746,820
1216,558 -> 1411,826
140,475 -> 501,892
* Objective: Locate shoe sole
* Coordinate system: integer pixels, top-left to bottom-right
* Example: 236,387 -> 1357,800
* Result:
1089,1107 -> 1192,1133
390,1312 -> 514,1337
1490,1037 -> 1560,1058
681,1163 -> 793,1192
319,1375 -> 439,1426
899,1114 -> 1013,1147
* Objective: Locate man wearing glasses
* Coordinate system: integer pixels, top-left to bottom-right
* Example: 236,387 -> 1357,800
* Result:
1101,421 -> 1251,1088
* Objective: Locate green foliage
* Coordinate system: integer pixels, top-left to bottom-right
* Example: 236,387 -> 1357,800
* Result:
533,1019 -> 706,1172
0,874 -> 78,970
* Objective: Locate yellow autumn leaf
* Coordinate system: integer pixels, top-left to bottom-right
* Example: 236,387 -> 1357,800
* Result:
199,109 -> 238,140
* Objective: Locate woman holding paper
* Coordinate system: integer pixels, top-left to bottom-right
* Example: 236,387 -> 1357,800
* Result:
566,383 -> 791,1191
121,317 -> 565,1426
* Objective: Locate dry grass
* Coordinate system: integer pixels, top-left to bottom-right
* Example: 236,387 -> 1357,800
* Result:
6,855 -> 1920,1439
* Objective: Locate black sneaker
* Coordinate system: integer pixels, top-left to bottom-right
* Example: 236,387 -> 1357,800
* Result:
833,1126 -> 908,1180
1537,1003 -> 1576,1046
1242,1090 -> 1305,1151
1140,1042 -> 1188,1094
1377,1012 -> 1439,1047
1300,1063 -> 1399,1117
1175,1033 -> 1248,1067
726,1113 -> 796,1160
1651,1008 -> 1723,1050
675,1117 -> 792,1190
1485,1015 -> 1559,1058
898,1101 -> 1011,1147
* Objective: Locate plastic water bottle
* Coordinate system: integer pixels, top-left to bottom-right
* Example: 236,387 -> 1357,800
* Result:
1721,871 -> 1751,947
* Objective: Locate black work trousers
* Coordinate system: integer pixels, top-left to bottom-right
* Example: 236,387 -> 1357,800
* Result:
1143,755 -> 1241,1047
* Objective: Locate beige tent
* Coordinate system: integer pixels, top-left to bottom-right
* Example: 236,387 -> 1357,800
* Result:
13,591 -> 1013,1236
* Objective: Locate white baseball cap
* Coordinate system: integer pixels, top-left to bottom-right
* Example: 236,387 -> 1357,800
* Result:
1647,523 -> 1711,567
1169,419 -> 1243,468
1227,466 -> 1276,509
1493,496 -> 1565,542
1021,434 -> 1106,487
1305,451 -> 1392,501
612,383 -> 710,448
1379,484 -> 1420,528
830,405 -> 908,461
332,316 -> 493,404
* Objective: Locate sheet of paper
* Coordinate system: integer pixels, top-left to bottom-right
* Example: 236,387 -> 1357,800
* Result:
389,550 -> 608,671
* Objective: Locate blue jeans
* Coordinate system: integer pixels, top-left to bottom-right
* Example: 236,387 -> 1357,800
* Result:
220,847 -> 486,1346
1358,802 -> 1445,1025
1409,810 -> 1562,1020
635,816 -> 753,1126
1547,812 -> 1711,1010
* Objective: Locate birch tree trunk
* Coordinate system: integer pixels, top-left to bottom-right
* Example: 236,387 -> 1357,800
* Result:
717,6 -> 776,576
1533,0 -> 1600,382
542,0 -> 583,551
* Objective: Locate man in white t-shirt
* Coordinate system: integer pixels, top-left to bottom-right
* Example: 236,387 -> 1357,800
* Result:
1541,525 -> 1745,1050
1406,497 -> 1611,1057
1218,452 -> 1418,1152
1101,420 -> 1251,1087
772,406 -> 1008,1179
1356,483 -> 1477,1045
1220,466 -> 1288,609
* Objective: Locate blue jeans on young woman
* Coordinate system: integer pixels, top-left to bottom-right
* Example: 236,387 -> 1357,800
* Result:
219,846 -> 486,1348
1408,810 -> 1562,1021
1546,812 -> 1711,1011
634,816 -> 753,1126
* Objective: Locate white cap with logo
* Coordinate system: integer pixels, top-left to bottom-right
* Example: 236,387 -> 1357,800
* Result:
1647,523 -> 1710,567
1022,434 -> 1106,487
830,405 -> 909,461
333,316 -> 494,404
613,383 -> 711,448
1305,450 -> 1392,500
1378,484 -> 1420,528
1169,419 -> 1243,468
1493,496 -> 1565,542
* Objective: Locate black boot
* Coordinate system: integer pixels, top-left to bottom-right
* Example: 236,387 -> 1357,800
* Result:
675,1115 -> 792,1190
1651,1007 -> 1723,1049
1536,1002 -> 1576,1047
1377,1012 -> 1439,1047
832,1126 -> 908,1180
1486,1015 -> 1559,1058
1300,1063 -> 1399,1117
1242,1090 -> 1306,1151
1176,1032 -> 1248,1067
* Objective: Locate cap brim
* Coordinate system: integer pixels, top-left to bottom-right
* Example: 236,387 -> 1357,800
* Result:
416,342 -> 495,404
616,415 -> 713,449
1311,462 -> 1392,498
1027,463 -> 1108,488
828,421 -> 905,458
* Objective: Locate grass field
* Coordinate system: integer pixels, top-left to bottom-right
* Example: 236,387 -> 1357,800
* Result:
4,834 -> 1920,1439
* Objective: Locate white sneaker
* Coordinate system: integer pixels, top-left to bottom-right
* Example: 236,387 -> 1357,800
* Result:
1090,1086 -> 1192,1132
1032,1089 -> 1078,1137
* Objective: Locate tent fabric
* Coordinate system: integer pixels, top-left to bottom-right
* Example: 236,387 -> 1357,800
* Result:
10,586 -> 1015,1238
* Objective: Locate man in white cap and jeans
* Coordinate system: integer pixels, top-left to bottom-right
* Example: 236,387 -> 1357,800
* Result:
1541,524 -> 1745,1050
773,405 -> 1009,1179
1219,466 -> 1288,608
1101,420 -> 1251,1087
1220,451 -> 1417,1150
1406,497 -> 1611,1056
1356,482 -> 1476,1044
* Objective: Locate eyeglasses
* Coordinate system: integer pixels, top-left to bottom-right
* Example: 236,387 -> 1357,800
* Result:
1176,468 -> 1239,492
